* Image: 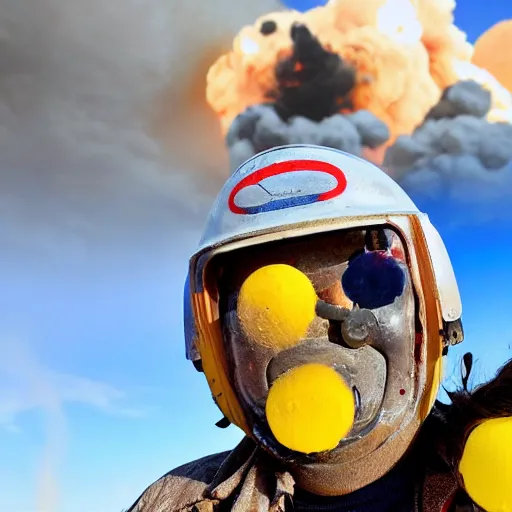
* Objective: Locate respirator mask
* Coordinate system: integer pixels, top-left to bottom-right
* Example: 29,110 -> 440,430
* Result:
210,225 -> 418,462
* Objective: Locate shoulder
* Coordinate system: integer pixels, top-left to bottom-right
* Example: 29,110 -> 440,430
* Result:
127,451 -> 230,512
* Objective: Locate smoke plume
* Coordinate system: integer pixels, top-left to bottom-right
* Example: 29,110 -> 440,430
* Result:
206,0 -> 512,145
227,104 -> 389,172
269,24 -> 356,122
223,21 -> 391,172
1,338 -> 67,512
385,81 -> 512,200
206,1 -> 512,203
424,80 -> 492,121
0,0 -> 281,509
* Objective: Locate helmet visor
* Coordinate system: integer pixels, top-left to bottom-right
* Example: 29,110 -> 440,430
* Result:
207,224 -> 418,455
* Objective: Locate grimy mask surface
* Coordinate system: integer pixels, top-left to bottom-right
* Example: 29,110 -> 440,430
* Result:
211,225 -> 419,476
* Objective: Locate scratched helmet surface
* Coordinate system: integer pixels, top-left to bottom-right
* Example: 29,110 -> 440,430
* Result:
198,145 -> 418,251
184,145 -> 463,494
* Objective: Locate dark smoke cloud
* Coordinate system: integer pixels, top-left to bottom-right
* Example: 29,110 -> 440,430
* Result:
227,104 -> 390,172
385,81 -> 512,203
424,80 -> 492,121
225,22 -> 386,173
226,78 -> 512,214
269,24 -> 356,122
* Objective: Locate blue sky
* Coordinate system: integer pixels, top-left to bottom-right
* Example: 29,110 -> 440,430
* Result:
284,0 -> 509,39
1,2 -> 511,512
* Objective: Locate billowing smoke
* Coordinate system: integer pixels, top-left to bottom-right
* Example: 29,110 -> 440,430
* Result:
423,80 -> 492,121
0,0 -> 281,509
270,24 -> 356,122
214,2 -> 512,201
385,81 -> 512,199
206,0 -> 512,144
0,0 -> 284,260
226,22 -> 390,171
225,23 -> 392,172
228,104 -> 389,172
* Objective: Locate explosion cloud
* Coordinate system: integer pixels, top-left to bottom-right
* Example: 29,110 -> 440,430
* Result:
207,0 -> 512,143
206,0 -> 512,198
472,20 -> 512,94
228,105 -> 389,172
225,22 -> 390,171
385,81 -> 512,197
270,24 -> 356,122
424,81 -> 492,122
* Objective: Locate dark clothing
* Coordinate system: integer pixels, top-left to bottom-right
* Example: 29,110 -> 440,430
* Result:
127,410 -> 480,512
293,455 -> 417,511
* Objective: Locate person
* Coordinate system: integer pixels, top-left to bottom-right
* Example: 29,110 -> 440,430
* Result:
127,145 -> 512,512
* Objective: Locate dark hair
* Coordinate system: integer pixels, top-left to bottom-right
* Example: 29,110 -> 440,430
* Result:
435,353 -> 512,471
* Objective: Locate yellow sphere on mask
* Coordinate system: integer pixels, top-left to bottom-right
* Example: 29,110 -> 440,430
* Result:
266,363 -> 355,454
237,264 -> 317,350
459,416 -> 512,512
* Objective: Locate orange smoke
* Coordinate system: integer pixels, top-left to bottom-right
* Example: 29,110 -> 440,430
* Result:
206,0 -> 511,151
206,10 -> 303,135
472,19 -> 512,94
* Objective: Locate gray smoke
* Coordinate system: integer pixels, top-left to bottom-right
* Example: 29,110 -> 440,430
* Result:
0,0 -> 282,510
424,80 -> 492,121
227,104 -> 390,172
385,81 -> 512,200
0,0 -> 283,260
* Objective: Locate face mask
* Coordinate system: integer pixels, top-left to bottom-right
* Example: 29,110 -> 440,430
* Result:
213,226 -> 418,469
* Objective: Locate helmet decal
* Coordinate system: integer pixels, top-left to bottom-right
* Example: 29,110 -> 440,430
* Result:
228,158 -> 347,215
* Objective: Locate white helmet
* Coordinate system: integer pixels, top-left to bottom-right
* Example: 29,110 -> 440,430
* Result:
183,144 -> 463,494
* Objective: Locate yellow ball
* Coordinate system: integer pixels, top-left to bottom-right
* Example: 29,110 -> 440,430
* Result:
265,363 -> 355,454
237,264 -> 317,350
459,416 -> 512,512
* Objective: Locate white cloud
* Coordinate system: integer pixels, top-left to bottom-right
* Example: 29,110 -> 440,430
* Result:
0,369 -> 147,432
0,337 -> 149,510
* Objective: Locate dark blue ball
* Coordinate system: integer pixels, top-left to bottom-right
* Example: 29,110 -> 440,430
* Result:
341,251 -> 406,310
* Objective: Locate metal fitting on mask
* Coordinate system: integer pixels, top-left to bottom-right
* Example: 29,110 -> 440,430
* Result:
316,300 -> 379,350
